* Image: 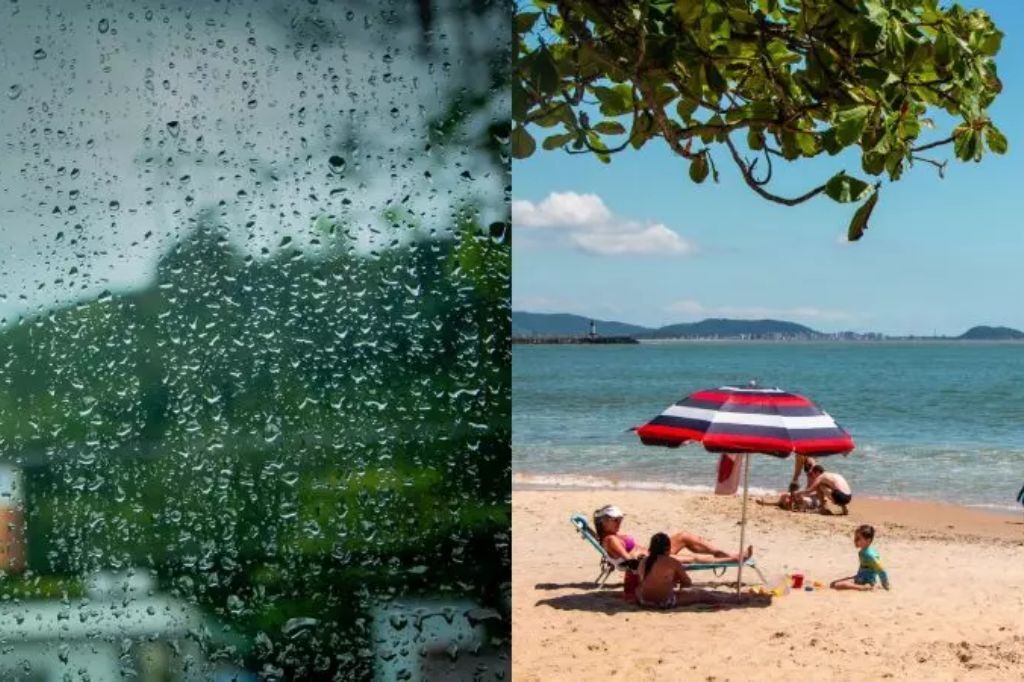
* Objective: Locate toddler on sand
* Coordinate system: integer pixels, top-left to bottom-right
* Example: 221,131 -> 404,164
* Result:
830,524 -> 890,591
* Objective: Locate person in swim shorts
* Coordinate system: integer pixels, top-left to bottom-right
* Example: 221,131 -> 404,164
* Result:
793,464 -> 853,515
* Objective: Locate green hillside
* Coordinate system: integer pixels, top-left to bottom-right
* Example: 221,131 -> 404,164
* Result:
8,223 -> 510,678
651,318 -> 821,338
958,325 -> 1024,340
512,312 -> 822,339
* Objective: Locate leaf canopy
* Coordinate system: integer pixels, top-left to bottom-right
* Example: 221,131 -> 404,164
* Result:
514,0 -> 1006,240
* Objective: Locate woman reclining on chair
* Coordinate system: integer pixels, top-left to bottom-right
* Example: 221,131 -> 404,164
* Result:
593,504 -> 753,566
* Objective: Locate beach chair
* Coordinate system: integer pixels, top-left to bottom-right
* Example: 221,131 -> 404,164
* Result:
570,514 -> 768,587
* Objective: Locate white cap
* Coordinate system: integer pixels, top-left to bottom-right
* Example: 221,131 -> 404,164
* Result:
594,504 -> 624,519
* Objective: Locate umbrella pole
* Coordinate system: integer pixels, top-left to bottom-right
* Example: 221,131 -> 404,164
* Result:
736,453 -> 751,595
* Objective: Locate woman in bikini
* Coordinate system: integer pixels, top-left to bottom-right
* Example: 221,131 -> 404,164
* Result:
593,505 -> 753,565
636,533 -> 752,609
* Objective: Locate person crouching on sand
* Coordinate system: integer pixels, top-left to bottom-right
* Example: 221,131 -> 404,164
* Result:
593,504 -> 752,565
830,524 -> 890,591
758,457 -> 820,511
793,464 -> 853,515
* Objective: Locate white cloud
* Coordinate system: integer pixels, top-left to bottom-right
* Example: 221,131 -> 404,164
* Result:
572,223 -> 692,256
512,191 -> 694,256
665,300 -> 855,322
512,192 -> 612,228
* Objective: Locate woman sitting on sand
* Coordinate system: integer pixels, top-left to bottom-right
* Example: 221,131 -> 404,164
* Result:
593,504 -> 753,565
636,533 -> 750,609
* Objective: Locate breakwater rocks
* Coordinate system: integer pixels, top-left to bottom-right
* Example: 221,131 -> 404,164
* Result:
512,336 -> 639,345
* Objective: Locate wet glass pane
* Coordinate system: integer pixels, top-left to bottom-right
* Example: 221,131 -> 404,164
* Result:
0,1 -> 510,679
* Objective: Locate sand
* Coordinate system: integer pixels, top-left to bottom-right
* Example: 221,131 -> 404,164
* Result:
513,488 -> 1024,681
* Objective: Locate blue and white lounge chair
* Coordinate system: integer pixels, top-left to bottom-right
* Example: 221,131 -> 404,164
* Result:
570,514 -> 768,587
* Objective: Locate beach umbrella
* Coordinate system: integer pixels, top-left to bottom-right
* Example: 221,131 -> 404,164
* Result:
633,382 -> 854,592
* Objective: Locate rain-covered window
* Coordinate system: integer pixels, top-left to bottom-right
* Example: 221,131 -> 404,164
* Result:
0,1 -> 509,679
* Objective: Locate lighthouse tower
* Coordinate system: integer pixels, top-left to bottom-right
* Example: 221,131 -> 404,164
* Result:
588,319 -> 597,339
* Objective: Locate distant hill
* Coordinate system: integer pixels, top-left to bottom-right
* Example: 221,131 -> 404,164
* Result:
648,318 -> 821,339
512,312 -> 651,337
957,325 -> 1024,340
512,312 -> 822,339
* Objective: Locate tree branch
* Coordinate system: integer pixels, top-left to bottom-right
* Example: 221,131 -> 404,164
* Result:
725,137 -> 827,206
911,136 -> 954,152
911,155 -> 947,178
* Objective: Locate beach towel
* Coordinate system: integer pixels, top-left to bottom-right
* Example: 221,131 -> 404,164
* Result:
715,454 -> 741,495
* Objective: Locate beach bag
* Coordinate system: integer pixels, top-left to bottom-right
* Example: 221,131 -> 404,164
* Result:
714,454 -> 741,495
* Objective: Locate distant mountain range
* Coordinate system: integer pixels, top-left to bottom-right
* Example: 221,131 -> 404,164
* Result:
957,325 -> 1024,340
512,312 -> 1024,341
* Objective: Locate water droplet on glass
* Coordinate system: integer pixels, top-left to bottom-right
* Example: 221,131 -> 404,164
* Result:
282,617 -> 319,639
33,49 -> 47,60
328,155 -> 346,173
7,84 -> 21,100
98,19 -> 109,33
489,222 -> 509,244
166,120 -> 180,136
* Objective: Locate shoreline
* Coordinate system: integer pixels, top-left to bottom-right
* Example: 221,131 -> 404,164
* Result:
512,471 -> 1024,519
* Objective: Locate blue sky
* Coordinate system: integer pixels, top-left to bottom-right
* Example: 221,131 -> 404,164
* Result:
513,2 -> 1024,336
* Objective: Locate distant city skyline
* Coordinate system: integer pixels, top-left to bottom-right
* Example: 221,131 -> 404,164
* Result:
512,1 -> 1024,337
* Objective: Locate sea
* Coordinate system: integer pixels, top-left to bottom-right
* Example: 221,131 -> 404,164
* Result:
513,341 -> 1024,511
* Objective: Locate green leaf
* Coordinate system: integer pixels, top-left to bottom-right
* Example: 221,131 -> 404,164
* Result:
541,132 -> 575,150
689,154 -> 709,183
511,126 -> 536,159
629,113 -> 654,150
856,65 -> 892,88
834,106 -> 871,146
703,63 -> 726,98
530,46 -> 560,96
512,80 -> 528,122
985,125 -> 1008,154
847,189 -> 879,242
676,97 -> 699,121
953,128 -> 976,161
515,12 -> 540,34
592,85 -> 633,117
821,129 -> 842,155
794,132 -> 818,156
747,128 -> 765,151
593,121 -> 626,135
676,0 -> 703,23
824,173 -> 872,203
862,151 -> 886,176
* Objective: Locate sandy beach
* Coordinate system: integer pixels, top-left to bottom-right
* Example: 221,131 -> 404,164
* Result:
513,487 -> 1024,681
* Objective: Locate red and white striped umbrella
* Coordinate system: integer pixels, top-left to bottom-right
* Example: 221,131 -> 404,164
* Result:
632,383 -> 854,593
634,384 -> 854,456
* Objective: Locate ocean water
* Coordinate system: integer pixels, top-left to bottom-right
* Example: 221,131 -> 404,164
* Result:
513,342 -> 1024,510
